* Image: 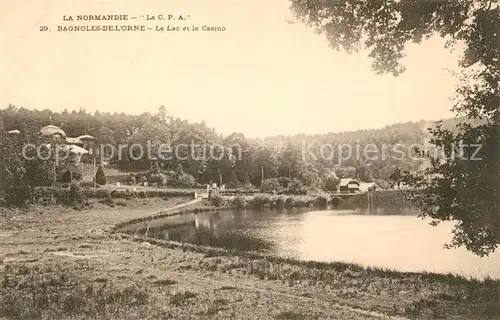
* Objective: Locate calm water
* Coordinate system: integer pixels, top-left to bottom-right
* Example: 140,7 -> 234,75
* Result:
123,205 -> 500,279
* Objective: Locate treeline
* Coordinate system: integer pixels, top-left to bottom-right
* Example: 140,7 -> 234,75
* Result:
0,104 -> 482,190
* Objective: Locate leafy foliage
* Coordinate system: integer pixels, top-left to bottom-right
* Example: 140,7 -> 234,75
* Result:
260,178 -> 283,194
94,166 -> 106,186
0,104 -> 481,196
289,0 -> 499,255
323,170 -> 340,191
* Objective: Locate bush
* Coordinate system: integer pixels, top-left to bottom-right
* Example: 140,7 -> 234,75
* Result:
60,169 -> 83,183
68,181 -> 83,205
114,198 -> 127,207
147,173 -> 158,183
2,186 -> 32,207
227,170 -> 242,189
277,177 -> 292,189
80,181 -> 99,188
315,195 -> 329,208
98,196 -> 114,206
154,173 -> 168,186
134,170 -> 152,182
225,182 -> 238,189
375,179 -> 390,189
284,197 -> 295,208
31,186 -> 195,202
219,189 -> 260,195
251,194 -> 272,208
323,174 -> 340,192
294,196 -> 313,207
260,178 -> 283,194
275,196 -> 286,208
243,183 -> 257,191
209,194 -> 225,207
331,196 -> 342,207
287,179 -> 307,195
126,174 -> 136,185
94,166 -> 106,186
172,173 -> 197,188
231,196 -> 247,209
94,189 -> 111,199
151,162 -> 160,173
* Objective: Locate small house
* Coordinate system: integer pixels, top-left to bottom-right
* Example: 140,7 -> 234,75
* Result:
66,137 -> 83,146
358,182 -> 384,192
77,135 -> 97,152
40,125 -> 66,141
338,178 -> 360,192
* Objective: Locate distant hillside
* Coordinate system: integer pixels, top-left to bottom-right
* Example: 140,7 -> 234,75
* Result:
0,104 -> 484,187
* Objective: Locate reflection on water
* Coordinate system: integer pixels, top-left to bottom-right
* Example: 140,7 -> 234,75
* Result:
125,204 -> 500,279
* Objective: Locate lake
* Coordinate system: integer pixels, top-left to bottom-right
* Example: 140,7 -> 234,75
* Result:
123,205 -> 500,279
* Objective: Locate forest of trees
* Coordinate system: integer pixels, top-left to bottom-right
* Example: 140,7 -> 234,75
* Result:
0,104 -> 481,191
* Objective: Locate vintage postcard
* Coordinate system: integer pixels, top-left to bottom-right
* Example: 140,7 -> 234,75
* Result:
0,1 -> 498,319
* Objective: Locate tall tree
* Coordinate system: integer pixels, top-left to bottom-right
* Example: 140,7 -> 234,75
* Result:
290,0 -> 499,256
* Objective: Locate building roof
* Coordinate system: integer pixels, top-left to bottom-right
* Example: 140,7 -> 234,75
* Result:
339,178 -> 359,187
40,125 -> 66,138
66,137 -> 82,144
358,182 -> 384,192
77,134 -> 96,141
60,144 -> 89,155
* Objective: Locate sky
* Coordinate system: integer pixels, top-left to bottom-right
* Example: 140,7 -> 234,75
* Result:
0,0 -> 463,138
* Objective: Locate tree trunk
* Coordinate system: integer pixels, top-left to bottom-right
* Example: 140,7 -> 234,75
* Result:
217,166 -> 222,186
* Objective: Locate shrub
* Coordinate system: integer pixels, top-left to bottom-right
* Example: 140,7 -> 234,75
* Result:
287,179 -> 307,195
251,194 -> 272,208
2,186 -> 32,207
114,198 -> 127,207
209,194 -> 225,207
243,183 -> 257,191
294,196 -> 313,207
277,177 -> 291,189
134,170 -> 152,182
220,189 -> 260,195
72,168 -> 83,181
60,169 -> 83,183
300,170 -> 321,188
126,174 -> 136,185
151,162 -> 161,173
284,197 -> 295,208
260,178 -> 282,194
231,196 -> 247,209
98,196 -> 114,206
315,195 -> 329,208
331,196 -> 342,207
31,186 -> 194,203
153,173 -> 168,186
61,171 -> 73,182
68,181 -> 83,205
173,173 -> 197,187
227,170 -> 242,189
275,196 -> 286,208
80,181 -> 99,188
375,179 -> 390,189
94,166 -> 106,186
323,174 -> 340,192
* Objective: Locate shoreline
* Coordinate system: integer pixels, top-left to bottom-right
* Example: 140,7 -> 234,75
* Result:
1,198 -> 498,319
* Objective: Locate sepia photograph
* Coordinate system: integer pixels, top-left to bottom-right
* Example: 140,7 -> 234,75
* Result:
0,0 -> 498,319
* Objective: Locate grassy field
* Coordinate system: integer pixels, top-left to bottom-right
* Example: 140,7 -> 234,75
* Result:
0,198 -> 498,320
